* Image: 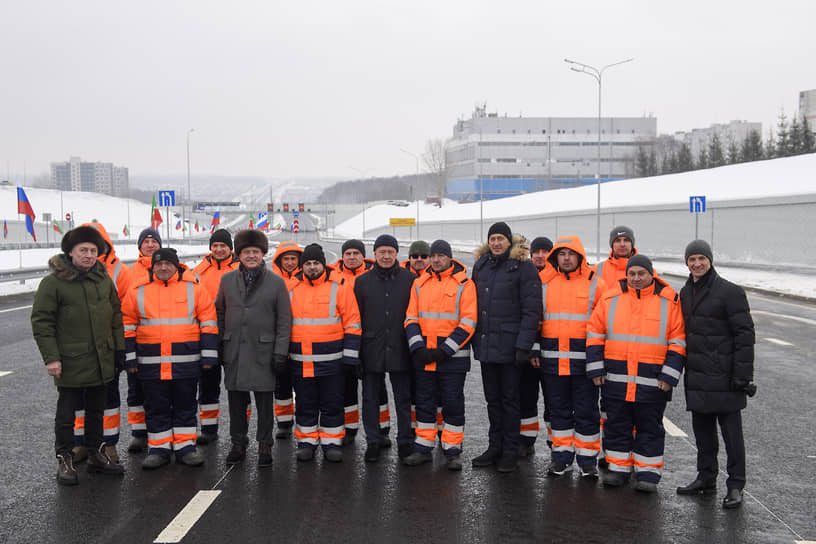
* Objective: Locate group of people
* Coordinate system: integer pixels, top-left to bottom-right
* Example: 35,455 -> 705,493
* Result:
32,220 -> 755,509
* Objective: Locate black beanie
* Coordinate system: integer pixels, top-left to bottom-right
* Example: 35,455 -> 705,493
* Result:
684,239 -> 713,264
138,228 -> 162,250
341,239 -> 366,257
151,248 -> 180,269
530,236 -> 553,253
487,221 -> 512,243
301,243 -> 326,266
430,239 -> 452,258
609,225 -> 635,248
209,229 -> 233,250
626,254 -> 654,275
373,234 -> 399,252
61,226 -> 107,256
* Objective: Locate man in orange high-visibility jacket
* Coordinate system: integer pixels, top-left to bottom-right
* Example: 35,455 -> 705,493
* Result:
192,229 -> 239,445
122,248 -> 219,469
536,235 -> 608,478
124,227 -> 162,454
333,239 -> 391,447
587,254 -> 686,492
403,240 -> 476,471
289,244 -> 362,463
270,240 -> 303,439
519,236 -> 554,458
70,223 -> 132,464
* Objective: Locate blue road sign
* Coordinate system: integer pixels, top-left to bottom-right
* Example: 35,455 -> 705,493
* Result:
293,210 -> 300,218
689,195 -> 706,213
159,190 -> 176,207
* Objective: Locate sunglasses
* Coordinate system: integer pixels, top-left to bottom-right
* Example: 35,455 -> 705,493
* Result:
410,254 -> 429,259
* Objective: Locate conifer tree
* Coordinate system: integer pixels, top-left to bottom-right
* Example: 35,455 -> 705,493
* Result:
647,149 -> 658,176
708,134 -> 725,167
727,137 -> 740,164
697,147 -> 709,169
802,116 -> 815,153
788,116 -> 803,155
677,143 -> 693,172
775,111 -> 790,157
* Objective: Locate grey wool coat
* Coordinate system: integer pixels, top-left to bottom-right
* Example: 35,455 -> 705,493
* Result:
215,265 -> 291,392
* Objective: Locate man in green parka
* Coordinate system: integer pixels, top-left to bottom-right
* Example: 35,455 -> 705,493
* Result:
31,225 -> 126,485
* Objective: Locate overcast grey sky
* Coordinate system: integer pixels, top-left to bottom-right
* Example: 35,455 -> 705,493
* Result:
1,0 -> 813,181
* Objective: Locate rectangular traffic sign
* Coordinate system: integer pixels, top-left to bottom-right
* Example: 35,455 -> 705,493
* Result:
389,218 -> 416,226
159,190 -> 176,207
293,211 -> 300,218
689,196 -> 706,213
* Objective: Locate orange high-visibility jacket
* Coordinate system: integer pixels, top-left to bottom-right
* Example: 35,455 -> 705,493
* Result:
194,252 -> 240,303
82,222 -> 132,298
404,259 -> 477,372
586,276 -> 686,403
122,264 -> 219,381
539,236 -> 608,376
332,258 -> 374,289
271,241 -> 303,290
594,248 -> 638,289
288,268 -> 362,378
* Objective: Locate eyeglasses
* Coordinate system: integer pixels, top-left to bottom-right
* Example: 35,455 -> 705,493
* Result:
410,254 -> 428,259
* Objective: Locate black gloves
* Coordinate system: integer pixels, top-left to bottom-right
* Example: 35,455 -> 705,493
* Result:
273,354 -> 288,376
514,349 -> 533,366
731,377 -> 757,397
413,347 -> 433,369
114,350 -> 126,372
429,348 -> 449,363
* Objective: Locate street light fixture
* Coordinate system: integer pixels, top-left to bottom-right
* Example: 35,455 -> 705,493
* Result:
399,148 -> 421,239
186,128 -> 195,240
564,57 -> 633,261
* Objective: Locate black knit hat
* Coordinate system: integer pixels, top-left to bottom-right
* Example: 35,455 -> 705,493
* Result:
530,236 -> 553,253
151,247 -> 180,269
430,239 -> 452,258
373,234 -> 399,252
626,254 -> 653,275
138,227 -> 162,250
233,229 -> 269,256
61,225 -> 107,256
609,225 -> 635,248
487,221 -> 512,243
301,243 -> 326,266
341,239 -> 366,257
209,229 -> 233,250
685,239 -> 713,264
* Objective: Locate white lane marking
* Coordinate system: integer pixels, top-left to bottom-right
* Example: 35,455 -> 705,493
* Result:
752,294 -> 816,311
0,371 -> 12,378
154,490 -> 220,543
765,337 -> 794,346
663,416 -> 687,437
794,540 -> 816,543
0,305 -> 32,313
753,310 -> 816,327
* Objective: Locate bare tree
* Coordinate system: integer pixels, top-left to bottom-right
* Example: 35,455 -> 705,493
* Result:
422,138 -> 447,206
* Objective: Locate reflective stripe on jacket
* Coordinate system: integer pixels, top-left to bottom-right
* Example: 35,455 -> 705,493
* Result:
122,266 -> 219,381
194,253 -> 240,303
540,236 -> 607,376
404,259 -> 477,372
289,268 -> 362,378
586,277 -> 686,403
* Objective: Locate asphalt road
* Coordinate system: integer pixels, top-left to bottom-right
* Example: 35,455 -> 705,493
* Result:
1,242 -> 814,544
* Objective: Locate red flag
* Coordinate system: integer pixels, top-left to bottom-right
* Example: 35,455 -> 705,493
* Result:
151,207 -> 163,230
17,187 -> 37,241
123,224 -> 129,237
3,220 -> 7,239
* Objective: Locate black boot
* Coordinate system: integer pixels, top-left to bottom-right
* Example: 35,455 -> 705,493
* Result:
57,453 -> 78,486
87,444 -> 124,475
677,478 -> 717,495
722,488 -> 744,509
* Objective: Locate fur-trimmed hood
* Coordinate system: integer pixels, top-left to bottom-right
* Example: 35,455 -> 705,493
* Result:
47,254 -> 107,282
473,233 -> 530,262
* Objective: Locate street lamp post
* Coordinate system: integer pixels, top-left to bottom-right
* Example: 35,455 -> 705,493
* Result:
186,128 -> 195,240
399,148 -> 421,240
564,57 -> 633,261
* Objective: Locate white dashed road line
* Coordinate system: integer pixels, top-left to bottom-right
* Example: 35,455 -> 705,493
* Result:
662,416 -> 687,437
753,310 -> 816,327
0,305 -> 32,313
154,490 -> 221,543
0,371 -> 12,378
765,337 -> 794,346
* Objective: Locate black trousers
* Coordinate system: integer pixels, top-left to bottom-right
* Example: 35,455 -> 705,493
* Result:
362,371 -> 412,447
228,390 -> 275,446
691,410 -> 746,490
55,385 -> 106,456
480,362 -> 521,457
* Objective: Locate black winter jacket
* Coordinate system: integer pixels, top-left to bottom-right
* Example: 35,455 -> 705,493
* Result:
680,267 -> 755,413
354,262 -> 416,373
471,236 -> 542,364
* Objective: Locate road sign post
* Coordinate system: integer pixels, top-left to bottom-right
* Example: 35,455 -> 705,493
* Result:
689,196 -> 706,239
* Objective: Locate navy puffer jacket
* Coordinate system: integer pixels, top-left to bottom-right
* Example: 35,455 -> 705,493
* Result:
471,235 -> 542,364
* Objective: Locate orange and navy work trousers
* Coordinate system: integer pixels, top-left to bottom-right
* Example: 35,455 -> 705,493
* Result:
141,378 -> 198,459
412,370 -> 465,457
293,372 -> 345,451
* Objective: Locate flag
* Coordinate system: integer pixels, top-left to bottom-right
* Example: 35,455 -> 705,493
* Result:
53,221 -> 63,234
16,187 -> 37,241
3,220 -> 7,239
175,219 -> 182,230
210,210 -> 220,233
256,212 -> 268,232
248,214 -> 255,230
151,194 -> 163,230
123,224 -> 129,237
194,221 -> 199,232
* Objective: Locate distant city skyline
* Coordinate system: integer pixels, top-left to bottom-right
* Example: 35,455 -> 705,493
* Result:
1,1 -> 813,180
